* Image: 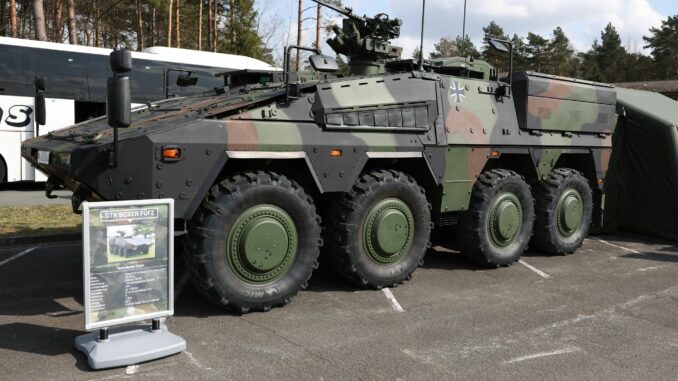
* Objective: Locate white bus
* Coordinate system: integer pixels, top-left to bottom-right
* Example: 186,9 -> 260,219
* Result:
0,36 -> 278,183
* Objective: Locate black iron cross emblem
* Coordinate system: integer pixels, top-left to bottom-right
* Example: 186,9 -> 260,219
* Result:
450,81 -> 466,103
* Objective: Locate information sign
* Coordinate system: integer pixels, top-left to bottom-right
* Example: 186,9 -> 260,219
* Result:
83,199 -> 174,330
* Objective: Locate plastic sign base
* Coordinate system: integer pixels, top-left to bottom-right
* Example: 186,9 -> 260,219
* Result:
75,324 -> 186,370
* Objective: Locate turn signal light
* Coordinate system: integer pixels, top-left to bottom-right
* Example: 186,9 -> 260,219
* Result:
163,147 -> 181,160
330,149 -> 342,158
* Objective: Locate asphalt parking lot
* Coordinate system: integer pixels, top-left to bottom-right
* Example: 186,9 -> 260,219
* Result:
0,234 -> 677,380
0,183 -> 70,206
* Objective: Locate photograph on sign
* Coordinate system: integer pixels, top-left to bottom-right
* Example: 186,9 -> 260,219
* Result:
83,199 -> 174,330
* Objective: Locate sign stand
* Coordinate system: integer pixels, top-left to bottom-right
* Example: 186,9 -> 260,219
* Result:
75,319 -> 185,370
75,199 -> 185,370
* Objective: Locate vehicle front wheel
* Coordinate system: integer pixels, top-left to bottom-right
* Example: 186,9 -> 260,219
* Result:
186,171 -> 322,313
458,169 -> 535,267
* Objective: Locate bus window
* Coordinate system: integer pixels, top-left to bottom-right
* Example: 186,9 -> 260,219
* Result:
29,48 -> 90,100
0,46 -> 29,97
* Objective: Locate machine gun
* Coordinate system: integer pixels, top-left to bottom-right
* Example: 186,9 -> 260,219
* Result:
311,0 -> 403,76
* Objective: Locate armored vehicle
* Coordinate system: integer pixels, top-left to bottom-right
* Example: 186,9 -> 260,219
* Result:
109,236 -> 154,258
22,1 -> 615,313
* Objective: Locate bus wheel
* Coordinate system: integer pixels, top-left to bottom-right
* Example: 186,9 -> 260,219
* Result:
458,169 -> 535,268
532,168 -> 592,255
187,171 -> 322,313
326,170 -> 432,289
0,155 -> 6,183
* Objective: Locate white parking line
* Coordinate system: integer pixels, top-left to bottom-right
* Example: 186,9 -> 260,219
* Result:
382,288 -> 405,312
0,246 -> 38,267
591,237 -> 643,255
518,260 -> 551,279
174,271 -> 191,302
505,346 -> 581,364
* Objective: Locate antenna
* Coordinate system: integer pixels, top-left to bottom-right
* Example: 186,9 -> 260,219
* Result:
419,0 -> 426,70
461,0 -> 468,56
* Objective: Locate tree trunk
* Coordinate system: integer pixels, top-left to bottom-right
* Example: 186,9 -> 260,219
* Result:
175,0 -> 180,48
296,0 -> 302,70
33,0 -> 47,41
230,0 -> 235,49
167,0 -> 173,47
135,0 -> 143,51
315,3 -> 320,50
198,0 -> 202,50
1,0 -> 6,36
212,0 -> 217,52
9,0 -> 16,37
94,0 -> 100,47
151,6 -> 156,46
52,0 -> 62,42
207,0 -> 212,51
66,0 -> 75,44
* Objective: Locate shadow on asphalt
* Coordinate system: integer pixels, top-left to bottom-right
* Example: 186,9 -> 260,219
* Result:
622,252 -> 678,263
0,323 -> 91,371
0,182 -> 46,191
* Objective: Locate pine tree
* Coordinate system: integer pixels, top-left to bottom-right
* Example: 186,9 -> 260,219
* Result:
9,0 -> 16,37
525,32 -> 549,72
223,0 -> 273,63
594,23 -> 627,82
481,21 -> 509,70
510,34 -> 527,71
428,36 -> 479,59
547,27 -> 574,76
643,16 -> 678,80
33,0 -> 47,41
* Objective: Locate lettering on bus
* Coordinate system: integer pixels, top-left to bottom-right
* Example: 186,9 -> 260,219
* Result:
0,105 -> 34,128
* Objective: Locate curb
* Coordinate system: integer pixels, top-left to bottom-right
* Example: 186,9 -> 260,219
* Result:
0,233 -> 81,247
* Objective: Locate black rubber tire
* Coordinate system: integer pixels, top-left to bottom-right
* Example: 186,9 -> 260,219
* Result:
326,170 -> 432,288
0,155 -> 6,183
531,168 -> 593,255
185,171 -> 322,313
458,169 -> 535,268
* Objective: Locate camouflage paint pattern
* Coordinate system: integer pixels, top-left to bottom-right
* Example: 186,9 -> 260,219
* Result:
22,51 -> 616,220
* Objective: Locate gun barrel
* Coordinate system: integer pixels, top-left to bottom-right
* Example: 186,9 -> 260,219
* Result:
310,0 -> 363,21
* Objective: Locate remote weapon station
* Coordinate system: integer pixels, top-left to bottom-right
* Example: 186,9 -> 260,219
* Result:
23,0 -> 616,312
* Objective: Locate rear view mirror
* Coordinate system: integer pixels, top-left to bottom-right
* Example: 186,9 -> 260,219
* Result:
110,49 -> 132,73
34,77 -> 47,127
177,75 -> 198,87
107,50 -> 132,128
35,93 -> 46,126
487,38 -> 510,54
34,77 -> 47,91
107,76 -> 131,128
309,55 -> 339,73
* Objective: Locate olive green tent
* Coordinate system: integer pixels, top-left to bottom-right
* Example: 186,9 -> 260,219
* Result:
604,88 -> 678,241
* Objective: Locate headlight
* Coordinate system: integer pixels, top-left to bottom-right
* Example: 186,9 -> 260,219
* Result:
53,152 -> 71,169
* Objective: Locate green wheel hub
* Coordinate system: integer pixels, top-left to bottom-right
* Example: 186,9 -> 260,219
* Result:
363,198 -> 415,265
227,205 -> 298,283
556,189 -> 584,238
487,192 -> 523,248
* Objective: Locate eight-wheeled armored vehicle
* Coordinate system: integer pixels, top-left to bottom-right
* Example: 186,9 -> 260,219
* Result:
22,1 -> 615,313
109,235 -> 155,258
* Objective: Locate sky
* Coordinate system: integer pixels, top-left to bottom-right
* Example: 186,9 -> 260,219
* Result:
258,0 -> 676,62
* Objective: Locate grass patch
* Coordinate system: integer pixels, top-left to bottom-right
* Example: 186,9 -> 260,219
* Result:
0,205 -> 81,239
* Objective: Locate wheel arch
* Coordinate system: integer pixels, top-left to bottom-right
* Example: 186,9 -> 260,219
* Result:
361,157 -> 442,212
208,155 -> 440,212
